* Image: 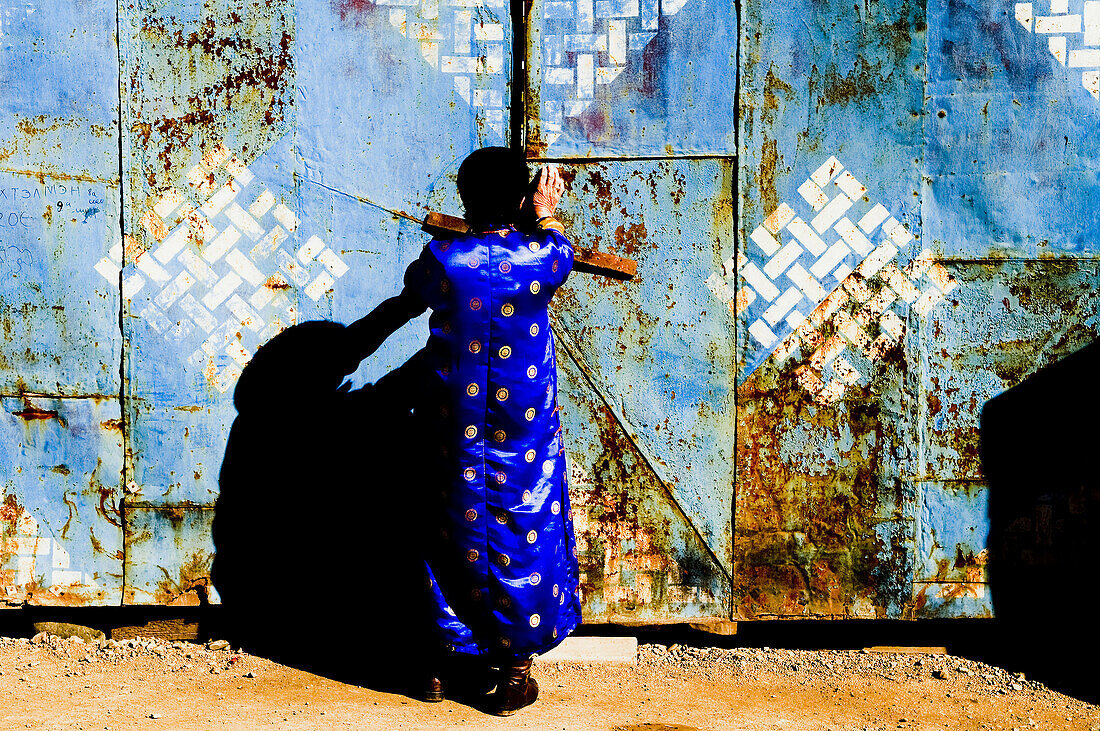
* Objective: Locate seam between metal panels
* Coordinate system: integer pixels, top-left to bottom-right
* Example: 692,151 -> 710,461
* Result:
527,154 -> 738,163
916,4 -> 932,510
731,0 -> 741,624
0,392 -> 123,399
937,257 -> 1100,262
510,0 -> 526,151
115,0 -> 130,608
549,317 -> 734,584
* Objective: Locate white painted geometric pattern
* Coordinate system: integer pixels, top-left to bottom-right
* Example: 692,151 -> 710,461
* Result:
538,0 -> 684,145
1016,0 -> 1100,99
94,142 -> 350,393
709,156 -> 958,404
379,0 -> 507,137
0,508 -> 105,602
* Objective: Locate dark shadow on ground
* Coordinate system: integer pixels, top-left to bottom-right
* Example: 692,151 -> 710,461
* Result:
979,338 -> 1100,703
210,318 -> 440,696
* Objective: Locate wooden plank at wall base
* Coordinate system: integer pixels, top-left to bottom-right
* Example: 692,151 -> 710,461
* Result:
688,620 -> 738,636
110,617 -> 201,642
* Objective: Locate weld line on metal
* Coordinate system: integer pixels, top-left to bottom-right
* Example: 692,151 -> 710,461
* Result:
936,257 -> 1100,263
303,178 -> 423,226
0,168 -> 120,185
549,316 -> 733,583
0,393 -> 121,400
527,154 -> 736,163
115,0 -> 133,601
731,0 -> 741,625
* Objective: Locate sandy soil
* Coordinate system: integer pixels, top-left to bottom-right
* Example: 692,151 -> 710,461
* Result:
2,634 -> 1098,730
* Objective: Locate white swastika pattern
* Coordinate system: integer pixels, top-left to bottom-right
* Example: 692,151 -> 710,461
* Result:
708,156 -> 958,404
1016,0 -> 1100,99
94,142 -> 350,393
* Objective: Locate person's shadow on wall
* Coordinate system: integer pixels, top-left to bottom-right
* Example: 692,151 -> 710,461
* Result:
980,339 -> 1100,702
210,317 -> 439,693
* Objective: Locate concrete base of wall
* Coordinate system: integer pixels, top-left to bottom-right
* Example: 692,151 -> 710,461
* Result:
536,636 -> 638,664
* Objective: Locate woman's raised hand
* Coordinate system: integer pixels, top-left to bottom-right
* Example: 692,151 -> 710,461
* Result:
531,165 -> 566,219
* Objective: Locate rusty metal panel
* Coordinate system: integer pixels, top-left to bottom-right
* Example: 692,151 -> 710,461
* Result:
1,0 -> 124,607
925,0 -> 1100,259
912,261 -> 1100,617
115,0 -> 514,602
122,503 -> 217,606
729,0 -> 1100,621
113,2 -> 300,604
524,0 -> 736,157
1,396 -> 124,606
551,159 -> 735,620
731,0 -> 927,619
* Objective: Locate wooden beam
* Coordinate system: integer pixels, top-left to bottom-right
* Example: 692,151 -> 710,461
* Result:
422,212 -> 636,279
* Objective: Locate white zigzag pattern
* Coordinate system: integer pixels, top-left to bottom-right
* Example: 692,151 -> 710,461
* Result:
1016,0 -> 1100,99
94,142 -> 350,393
708,156 -> 958,405
377,0 -> 508,137
538,0 -> 685,145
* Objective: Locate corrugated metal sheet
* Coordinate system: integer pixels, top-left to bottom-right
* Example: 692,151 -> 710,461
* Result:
2,0 -> 1095,625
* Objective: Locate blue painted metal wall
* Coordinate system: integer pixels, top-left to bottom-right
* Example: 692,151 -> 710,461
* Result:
1,0 -> 1093,622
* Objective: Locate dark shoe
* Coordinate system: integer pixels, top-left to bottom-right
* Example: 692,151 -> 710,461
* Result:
422,674 -> 445,703
491,658 -> 539,716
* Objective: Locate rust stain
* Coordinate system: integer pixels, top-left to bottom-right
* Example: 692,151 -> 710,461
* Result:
95,482 -> 123,529
129,5 -> 294,192
60,491 -> 78,539
264,274 -> 291,290
0,167 -> 117,185
10,401 -> 64,424
154,551 -> 213,607
332,0 -> 379,25
734,352 -> 912,620
1,493 -> 24,534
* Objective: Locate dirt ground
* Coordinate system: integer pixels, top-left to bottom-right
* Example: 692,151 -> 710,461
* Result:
2,634 -> 1098,731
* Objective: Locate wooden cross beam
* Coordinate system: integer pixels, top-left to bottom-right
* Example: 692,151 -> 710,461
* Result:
422,212 -> 637,280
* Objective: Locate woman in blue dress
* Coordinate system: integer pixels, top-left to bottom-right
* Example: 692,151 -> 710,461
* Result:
354,147 -> 581,715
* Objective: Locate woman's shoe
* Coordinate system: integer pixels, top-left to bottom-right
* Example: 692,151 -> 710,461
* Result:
422,674 -> 445,703
491,658 -> 538,716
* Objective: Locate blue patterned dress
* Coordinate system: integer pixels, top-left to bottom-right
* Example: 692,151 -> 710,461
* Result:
401,221 -> 582,660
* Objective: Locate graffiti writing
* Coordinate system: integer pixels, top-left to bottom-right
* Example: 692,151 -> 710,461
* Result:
0,211 -> 32,228
0,244 -> 33,276
0,183 -> 95,201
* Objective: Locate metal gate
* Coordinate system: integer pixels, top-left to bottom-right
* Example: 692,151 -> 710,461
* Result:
4,0 -> 1096,623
